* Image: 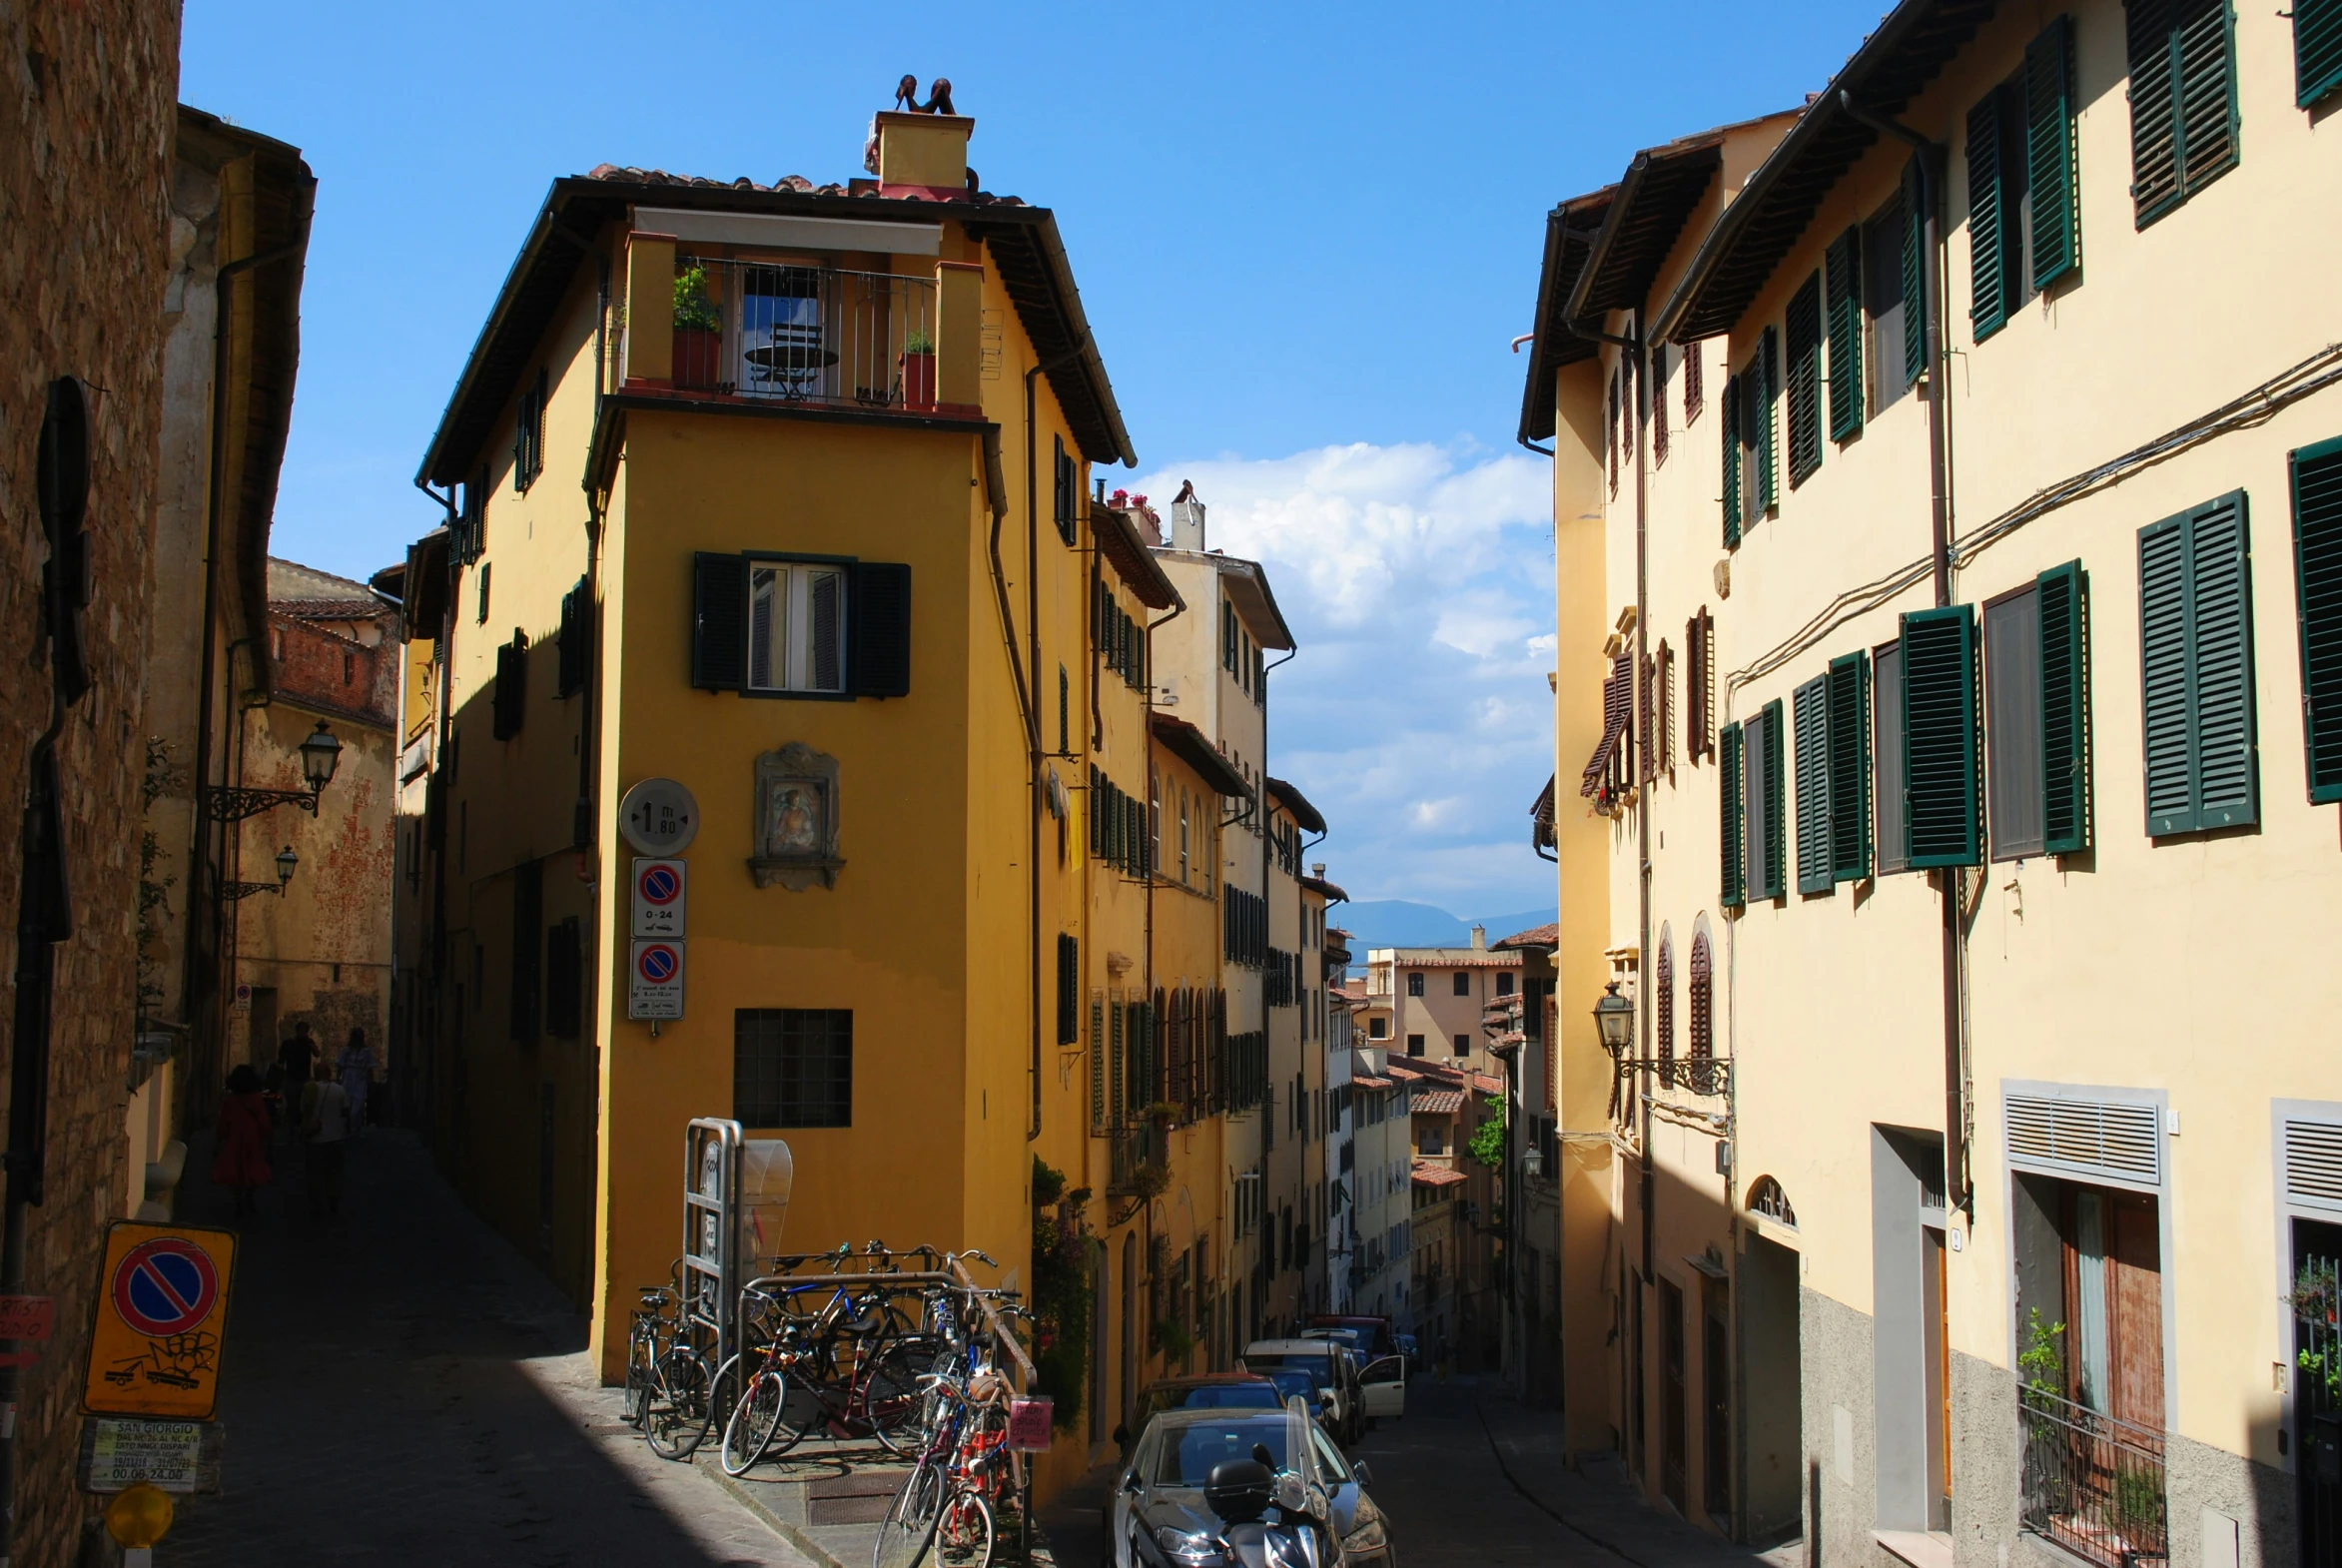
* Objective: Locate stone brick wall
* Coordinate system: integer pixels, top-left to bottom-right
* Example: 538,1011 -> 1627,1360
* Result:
1,3 -> 183,1562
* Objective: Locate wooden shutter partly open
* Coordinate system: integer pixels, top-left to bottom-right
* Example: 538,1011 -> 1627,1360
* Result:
1721,375 -> 1743,547
1902,605 -> 1981,866
2127,0 -> 2239,226
2292,436 -> 2342,803
2298,0 -> 2342,104
1794,675 -> 1833,895
1902,159 -> 1928,386
1829,651 -> 1872,881
2026,16 -> 2081,286
2189,492 -> 2258,828
1758,698 -> 1786,898
1720,722 -> 1745,907
691,552 -> 748,691
851,561 -> 913,698
1875,639 -> 1909,873
1755,329 -> 1780,515
1966,90 -> 2011,340
1825,228 -> 1865,442
1786,274 -> 1823,487
493,633 -> 527,739
2037,560 -> 2092,852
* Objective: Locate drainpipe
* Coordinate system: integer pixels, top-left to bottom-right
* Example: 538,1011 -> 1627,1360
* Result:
1023,365 -> 1048,1142
1839,92 -> 1968,1214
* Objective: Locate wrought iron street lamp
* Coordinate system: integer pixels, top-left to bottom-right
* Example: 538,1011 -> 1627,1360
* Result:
204,721 -> 344,824
1592,980 -> 1635,1056
222,846 -> 298,903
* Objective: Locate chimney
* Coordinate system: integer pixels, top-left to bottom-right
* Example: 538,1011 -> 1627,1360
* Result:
1470,924 -> 1486,951
874,111 -> 973,194
1171,485 -> 1206,551
1310,862 -> 1325,879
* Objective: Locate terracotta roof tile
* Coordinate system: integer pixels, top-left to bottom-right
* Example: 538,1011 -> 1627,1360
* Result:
1410,1090 -> 1465,1116
1492,923 -> 1559,951
580,163 -> 1030,207
1411,1162 -> 1468,1188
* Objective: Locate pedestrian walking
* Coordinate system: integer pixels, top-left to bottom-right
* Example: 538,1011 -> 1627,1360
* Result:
302,1060 -> 352,1219
1435,1334 -> 1452,1383
337,1027 -> 375,1133
277,1024 -> 318,1144
210,1065 -> 273,1219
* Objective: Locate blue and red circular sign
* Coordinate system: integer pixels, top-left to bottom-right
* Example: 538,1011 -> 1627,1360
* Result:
111,1237 -> 220,1337
638,864 -> 681,906
637,943 -> 680,984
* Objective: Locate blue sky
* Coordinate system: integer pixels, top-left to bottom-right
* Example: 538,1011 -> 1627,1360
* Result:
182,0 -> 1887,910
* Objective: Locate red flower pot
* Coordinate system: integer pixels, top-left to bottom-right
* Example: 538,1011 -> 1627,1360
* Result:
900,350 -> 937,410
673,327 -> 720,390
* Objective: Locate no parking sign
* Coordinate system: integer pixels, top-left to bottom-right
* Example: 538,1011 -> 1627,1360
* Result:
629,939 -> 685,1021
84,1223 -> 236,1419
630,858 -> 686,939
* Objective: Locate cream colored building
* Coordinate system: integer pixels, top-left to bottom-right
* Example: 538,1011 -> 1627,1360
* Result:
1363,932 -> 1521,1072
1526,2 -> 2342,1564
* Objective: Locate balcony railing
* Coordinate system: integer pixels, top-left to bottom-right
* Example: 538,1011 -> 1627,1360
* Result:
1109,1124 -> 1169,1195
653,260 -> 952,415
2019,1388 -> 2167,1568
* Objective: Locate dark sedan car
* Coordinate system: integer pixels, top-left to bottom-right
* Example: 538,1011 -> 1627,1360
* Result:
1114,1374 -> 1282,1455
1103,1406 -> 1396,1568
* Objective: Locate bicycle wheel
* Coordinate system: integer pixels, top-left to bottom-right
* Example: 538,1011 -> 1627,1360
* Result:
645,1347 -> 713,1460
872,1458 -> 945,1568
721,1365 -> 790,1477
865,1340 -> 926,1455
931,1488 -> 995,1568
622,1325 -> 657,1427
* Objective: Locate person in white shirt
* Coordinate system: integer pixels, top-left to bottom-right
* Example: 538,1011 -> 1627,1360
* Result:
302,1061 -> 352,1220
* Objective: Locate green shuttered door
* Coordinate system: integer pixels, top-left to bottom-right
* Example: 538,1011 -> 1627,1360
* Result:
2293,436 -> 2342,803
1903,605 -> 1981,866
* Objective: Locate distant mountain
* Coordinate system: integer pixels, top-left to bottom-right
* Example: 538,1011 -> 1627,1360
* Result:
1331,900 -> 1560,953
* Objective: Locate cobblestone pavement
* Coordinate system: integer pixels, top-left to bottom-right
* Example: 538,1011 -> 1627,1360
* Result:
166,1128 -> 813,1566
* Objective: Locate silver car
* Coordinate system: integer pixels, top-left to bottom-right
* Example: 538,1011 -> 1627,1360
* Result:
1104,1404 -> 1397,1567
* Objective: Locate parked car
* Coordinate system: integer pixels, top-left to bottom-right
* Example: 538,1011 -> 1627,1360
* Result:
1104,1403 -> 1397,1568
1114,1374 -> 1281,1456
1300,1327 -> 1407,1422
1305,1313 -> 1398,1362
1239,1338 -> 1367,1444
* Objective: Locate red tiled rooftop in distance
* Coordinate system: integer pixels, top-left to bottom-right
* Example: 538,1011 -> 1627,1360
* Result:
580,164 -> 1030,209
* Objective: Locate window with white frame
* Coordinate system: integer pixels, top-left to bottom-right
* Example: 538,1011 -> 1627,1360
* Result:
748,560 -> 847,694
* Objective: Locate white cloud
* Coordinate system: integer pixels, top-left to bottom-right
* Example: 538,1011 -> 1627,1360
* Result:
1132,440 -> 1558,912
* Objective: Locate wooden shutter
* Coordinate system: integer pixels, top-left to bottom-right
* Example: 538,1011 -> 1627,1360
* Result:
2026,16 -> 2081,286
1902,159 -> 1928,386
691,552 -> 749,691
1686,611 -> 1709,762
1057,934 -> 1080,1045
1794,676 -> 1833,894
851,561 -> 913,697
1875,639 -> 1909,874
2293,436 -> 2342,803
1825,228 -> 1865,441
2139,511 -> 2196,832
1684,338 -> 1704,422
1829,651 -> 1873,881
493,634 -> 527,739
1721,375 -> 1742,547
557,575 -> 592,698
2299,0 -> 2342,104
1966,91 -> 2010,340
2190,491 -> 2258,828
1759,698 -> 1786,898
1653,345 -> 1671,466
1902,605 -> 1981,867
2128,0 -> 2239,226
1720,722 -> 1745,907
2038,561 -> 2092,851
1785,274 -> 1823,487
1755,329 -> 1780,514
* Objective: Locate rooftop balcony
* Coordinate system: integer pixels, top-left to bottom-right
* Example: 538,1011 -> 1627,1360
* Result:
617,237 -> 982,423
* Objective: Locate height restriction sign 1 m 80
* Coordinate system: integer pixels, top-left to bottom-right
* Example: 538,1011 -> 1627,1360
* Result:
85,1222 -> 237,1419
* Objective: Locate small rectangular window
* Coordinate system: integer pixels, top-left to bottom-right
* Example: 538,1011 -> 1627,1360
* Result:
1452,972 -> 1470,997
734,1009 -> 853,1128
1453,1034 -> 1470,1057
1407,973 -> 1425,998
1866,196 -> 1912,412
514,368 -> 546,492
748,561 -> 847,694
1405,1034 -> 1425,1058
1369,1017 -> 1389,1040
1985,584 -> 2046,859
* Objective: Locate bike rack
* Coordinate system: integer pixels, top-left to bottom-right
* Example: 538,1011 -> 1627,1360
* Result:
682,1118 -> 743,1378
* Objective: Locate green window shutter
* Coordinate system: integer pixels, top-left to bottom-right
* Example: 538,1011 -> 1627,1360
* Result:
1720,722 -> 1745,907
2291,435 -> 2342,803
1091,996 -> 1107,1129
2128,0 -> 2240,226
2298,0 -> 2342,105
1825,228 -> 1865,441
1761,698 -> 1787,898
2190,491 -> 2258,828
1721,375 -> 1743,547
690,552 -> 748,691
1785,273 -> 1824,486
1966,91 -> 2009,341
1757,328 -> 1780,514
2138,510 -> 2199,833
2037,561 -> 2093,853
1794,676 -> 1834,894
1902,605 -> 1982,866
1902,160 -> 1928,386
2026,16 -> 2082,287
1829,652 -> 1873,880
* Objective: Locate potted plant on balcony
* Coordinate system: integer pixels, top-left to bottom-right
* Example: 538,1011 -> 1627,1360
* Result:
672,266 -> 721,390
899,327 -> 937,411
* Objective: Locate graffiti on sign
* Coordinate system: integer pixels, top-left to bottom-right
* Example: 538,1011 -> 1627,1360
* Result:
85,1222 -> 236,1419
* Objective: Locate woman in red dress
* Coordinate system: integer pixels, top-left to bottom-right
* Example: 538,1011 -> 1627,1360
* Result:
211,1064 -> 273,1219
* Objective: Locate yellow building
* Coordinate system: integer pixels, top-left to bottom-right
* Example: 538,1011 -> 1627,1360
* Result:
1527,2 -> 2342,1562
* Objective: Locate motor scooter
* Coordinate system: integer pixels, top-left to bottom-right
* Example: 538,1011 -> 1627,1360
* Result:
1197,1398 -> 1341,1568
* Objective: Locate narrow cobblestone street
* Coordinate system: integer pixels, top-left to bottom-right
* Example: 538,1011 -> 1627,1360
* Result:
165,1127 -> 812,1566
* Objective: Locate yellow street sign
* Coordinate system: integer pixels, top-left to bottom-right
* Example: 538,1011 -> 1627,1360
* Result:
83,1222 -> 236,1419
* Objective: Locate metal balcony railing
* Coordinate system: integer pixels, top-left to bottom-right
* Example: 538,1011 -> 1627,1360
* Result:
1109,1124 -> 1169,1195
2019,1388 -> 2167,1568
660,259 -> 947,414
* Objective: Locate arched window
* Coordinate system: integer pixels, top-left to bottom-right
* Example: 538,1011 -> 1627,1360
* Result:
1688,925 -> 1714,1093
1655,928 -> 1676,1078
1748,1176 -> 1798,1228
